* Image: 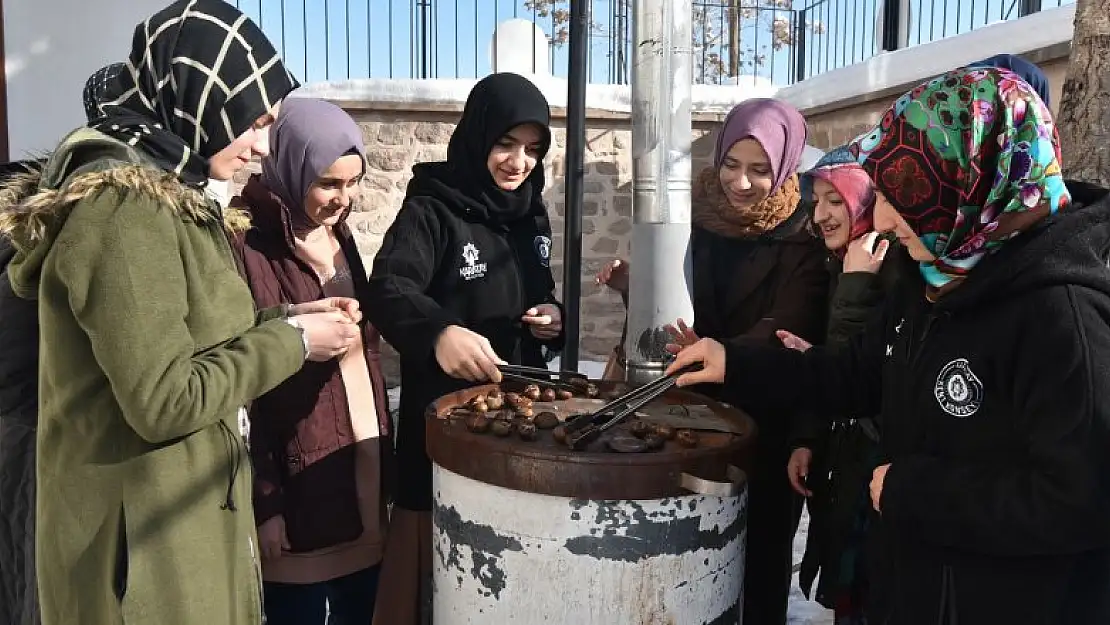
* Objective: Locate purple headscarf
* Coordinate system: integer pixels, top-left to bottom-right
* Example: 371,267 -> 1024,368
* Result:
261,97 -> 366,211
713,98 -> 808,195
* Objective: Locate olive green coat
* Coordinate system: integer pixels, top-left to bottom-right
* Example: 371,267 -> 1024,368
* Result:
0,128 -> 305,625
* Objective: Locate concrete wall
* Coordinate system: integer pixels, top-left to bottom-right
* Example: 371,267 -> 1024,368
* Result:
4,0 -> 168,158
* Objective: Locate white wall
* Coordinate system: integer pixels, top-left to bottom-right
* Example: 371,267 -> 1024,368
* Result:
4,0 -> 168,158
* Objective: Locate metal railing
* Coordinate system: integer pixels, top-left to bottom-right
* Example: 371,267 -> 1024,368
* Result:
793,0 -> 1074,80
231,0 -> 1074,85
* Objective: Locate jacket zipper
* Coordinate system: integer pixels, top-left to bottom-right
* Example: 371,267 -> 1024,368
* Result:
248,534 -> 265,623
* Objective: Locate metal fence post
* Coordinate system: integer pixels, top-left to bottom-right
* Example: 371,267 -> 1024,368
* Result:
793,9 -> 807,83
1018,0 -> 1043,17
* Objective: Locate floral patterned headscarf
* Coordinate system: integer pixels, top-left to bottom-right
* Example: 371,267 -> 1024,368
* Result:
849,66 -> 1070,297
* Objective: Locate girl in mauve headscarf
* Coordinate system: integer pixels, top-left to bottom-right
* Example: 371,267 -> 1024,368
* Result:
658,97 -> 829,625
667,65 -> 1110,625
231,97 -> 393,625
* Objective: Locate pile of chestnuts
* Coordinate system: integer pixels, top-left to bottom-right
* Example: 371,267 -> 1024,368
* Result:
461,383 -> 587,442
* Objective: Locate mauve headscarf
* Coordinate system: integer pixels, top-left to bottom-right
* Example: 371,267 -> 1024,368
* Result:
714,98 -> 808,195
261,97 -> 366,211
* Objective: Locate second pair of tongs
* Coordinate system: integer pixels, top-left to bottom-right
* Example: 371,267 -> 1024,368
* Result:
497,364 -> 588,391
562,365 -> 699,450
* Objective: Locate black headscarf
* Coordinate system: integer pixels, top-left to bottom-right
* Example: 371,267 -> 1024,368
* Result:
82,63 -> 127,123
91,0 -> 299,187
447,72 -> 552,224
967,54 -> 1052,107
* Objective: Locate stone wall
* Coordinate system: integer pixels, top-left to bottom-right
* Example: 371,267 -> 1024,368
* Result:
235,104 -> 723,362
232,33 -> 1070,372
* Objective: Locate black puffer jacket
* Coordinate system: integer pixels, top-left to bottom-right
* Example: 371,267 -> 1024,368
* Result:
0,160 -> 44,625
718,182 -> 1110,624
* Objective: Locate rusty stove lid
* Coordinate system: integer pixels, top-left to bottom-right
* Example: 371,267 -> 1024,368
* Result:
425,381 -> 757,500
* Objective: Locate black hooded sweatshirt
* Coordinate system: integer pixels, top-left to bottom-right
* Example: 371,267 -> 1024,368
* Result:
712,182 -> 1110,625
366,73 -> 564,511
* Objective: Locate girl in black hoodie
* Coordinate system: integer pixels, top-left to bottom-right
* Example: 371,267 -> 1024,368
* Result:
667,66 -> 1110,624
366,72 -> 564,624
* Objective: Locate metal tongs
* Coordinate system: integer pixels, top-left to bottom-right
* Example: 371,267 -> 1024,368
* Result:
496,364 -> 587,391
561,364 -> 701,450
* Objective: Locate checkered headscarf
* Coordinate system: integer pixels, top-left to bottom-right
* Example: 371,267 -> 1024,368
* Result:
92,0 -> 299,187
83,63 -> 127,122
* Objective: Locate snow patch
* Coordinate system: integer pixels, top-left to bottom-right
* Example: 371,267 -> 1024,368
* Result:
294,73 -> 779,115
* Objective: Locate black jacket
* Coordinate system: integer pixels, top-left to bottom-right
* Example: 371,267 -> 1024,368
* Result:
366,162 -> 563,510
793,253 -> 903,608
718,183 -> 1110,624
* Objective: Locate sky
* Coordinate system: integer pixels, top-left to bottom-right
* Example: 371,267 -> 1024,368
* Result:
230,0 -> 1073,87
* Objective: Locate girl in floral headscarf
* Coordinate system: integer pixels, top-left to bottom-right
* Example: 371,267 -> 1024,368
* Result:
666,66 -> 1110,625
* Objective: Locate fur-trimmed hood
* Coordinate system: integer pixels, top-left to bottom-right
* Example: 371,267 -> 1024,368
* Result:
0,128 -> 248,299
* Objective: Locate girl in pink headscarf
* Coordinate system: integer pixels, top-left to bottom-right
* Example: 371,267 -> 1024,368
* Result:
781,147 -> 901,625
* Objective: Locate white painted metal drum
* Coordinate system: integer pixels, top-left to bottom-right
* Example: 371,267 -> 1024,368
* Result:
431,464 -> 747,624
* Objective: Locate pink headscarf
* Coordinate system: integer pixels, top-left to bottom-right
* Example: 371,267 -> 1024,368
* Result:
713,98 -> 808,196
806,161 -> 876,255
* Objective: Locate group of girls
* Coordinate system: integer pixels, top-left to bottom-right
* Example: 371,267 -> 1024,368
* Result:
0,0 -> 1106,623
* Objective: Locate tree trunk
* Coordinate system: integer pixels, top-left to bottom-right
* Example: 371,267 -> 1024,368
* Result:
727,0 -> 741,77
1056,0 -> 1110,187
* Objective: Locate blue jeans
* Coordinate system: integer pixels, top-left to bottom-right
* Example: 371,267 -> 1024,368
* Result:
263,565 -> 380,625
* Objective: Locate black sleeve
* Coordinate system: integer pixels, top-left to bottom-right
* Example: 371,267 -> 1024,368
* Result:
880,287 -> 1110,556
720,300 -> 887,424
826,271 -> 885,348
788,270 -> 886,447
0,241 -> 38,428
365,201 -> 462,361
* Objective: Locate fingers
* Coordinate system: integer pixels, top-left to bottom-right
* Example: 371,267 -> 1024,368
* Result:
861,231 -> 879,254
776,329 -> 798,346
873,238 -> 890,262
478,339 -> 505,383
787,466 -> 809,497
664,343 -> 702,376
522,314 -> 553,325
281,531 -> 291,551
677,318 -> 690,334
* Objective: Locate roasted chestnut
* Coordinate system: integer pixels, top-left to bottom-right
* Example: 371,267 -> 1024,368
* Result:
652,424 -> 675,440
630,420 -> 653,438
540,388 -> 557,402
517,421 -> 538,441
516,406 -> 534,419
471,400 -> 489,414
607,434 -> 648,453
584,383 -> 600,398
675,429 -> 699,448
465,414 -> 490,433
485,389 -> 505,410
490,419 -> 514,437
504,392 -> 524,408
533,411 -> 560,430
523,384 -> 541,401
643,433 -> 666,450
555,389 -> 574,400
552,425 -> 569,444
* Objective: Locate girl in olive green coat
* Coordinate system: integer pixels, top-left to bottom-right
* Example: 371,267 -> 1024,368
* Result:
0,2 -> 359,624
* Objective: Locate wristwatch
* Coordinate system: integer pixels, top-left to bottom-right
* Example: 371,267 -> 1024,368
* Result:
283,316 -> 310,361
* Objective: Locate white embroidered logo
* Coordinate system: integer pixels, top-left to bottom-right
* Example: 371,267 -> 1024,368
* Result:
534,235 -> 552,267
459,242 -> 487,281
934,358 -> 984,418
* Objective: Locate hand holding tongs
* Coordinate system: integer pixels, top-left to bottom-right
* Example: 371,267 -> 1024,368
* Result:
561,365 -> 701,450
496,364 -> 587,391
